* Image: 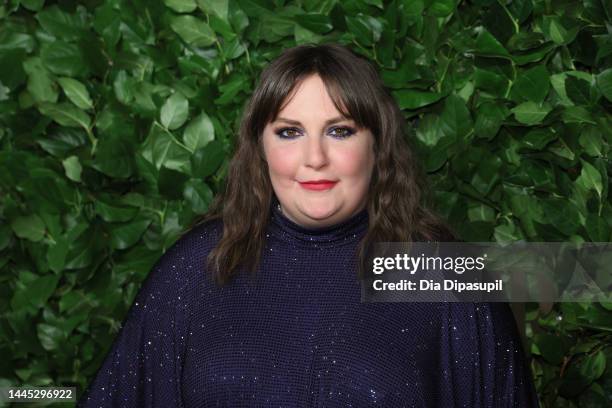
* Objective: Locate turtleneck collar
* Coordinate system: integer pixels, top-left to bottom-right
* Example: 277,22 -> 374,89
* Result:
268,195 -> 369,247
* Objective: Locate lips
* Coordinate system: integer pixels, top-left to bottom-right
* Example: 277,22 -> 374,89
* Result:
299,180 -> 338,191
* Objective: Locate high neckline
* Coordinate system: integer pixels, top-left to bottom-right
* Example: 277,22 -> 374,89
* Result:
268,195 -> 369,247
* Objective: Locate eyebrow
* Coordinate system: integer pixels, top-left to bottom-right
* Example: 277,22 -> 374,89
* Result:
274,115 -> 352,127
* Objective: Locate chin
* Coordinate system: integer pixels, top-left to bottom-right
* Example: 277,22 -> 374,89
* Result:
301,205 -> 338,221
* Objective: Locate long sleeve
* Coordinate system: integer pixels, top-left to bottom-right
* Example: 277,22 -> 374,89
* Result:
435,302 -> 540,408
78,237 -> 195,407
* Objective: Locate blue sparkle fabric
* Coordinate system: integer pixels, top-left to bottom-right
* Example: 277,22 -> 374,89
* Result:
79,197 -> 540,407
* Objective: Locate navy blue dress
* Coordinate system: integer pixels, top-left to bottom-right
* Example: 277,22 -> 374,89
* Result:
79,198 -> 540,407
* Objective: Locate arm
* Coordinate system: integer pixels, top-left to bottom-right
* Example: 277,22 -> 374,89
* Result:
436,302 -> 540,408
78,240 -> 194,407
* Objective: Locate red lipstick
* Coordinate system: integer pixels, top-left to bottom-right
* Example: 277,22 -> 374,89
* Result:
299,179 -> 338,191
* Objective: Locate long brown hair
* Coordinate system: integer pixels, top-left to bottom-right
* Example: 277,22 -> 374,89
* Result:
188,42 -> 455,286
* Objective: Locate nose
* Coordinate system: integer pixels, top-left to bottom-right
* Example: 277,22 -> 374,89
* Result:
304,134 -> 328,169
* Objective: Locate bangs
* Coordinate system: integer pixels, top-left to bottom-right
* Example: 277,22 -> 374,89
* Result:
269,72 -> 377,133
252,46 -> 383,139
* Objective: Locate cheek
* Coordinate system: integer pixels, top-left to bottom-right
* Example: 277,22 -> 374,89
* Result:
334,144 -> 374,178
265,144 -> 299,177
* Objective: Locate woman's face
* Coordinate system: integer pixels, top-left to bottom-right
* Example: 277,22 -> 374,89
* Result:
262,74 -> 375,229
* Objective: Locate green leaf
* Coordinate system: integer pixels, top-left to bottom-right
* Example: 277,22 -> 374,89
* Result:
577,160 -> 603,198
561,350 -> 608,398
579,127 -> 603,157
510,65 -> 550,103
294,13 -> 332,34
57,77 -> 93,110
215,73 -> 248,105
21,0 -> 45,11
109,217 -> 152,250
24,168 -> 75,212
475,29 -> 511,58
183,112 -> 214,151
482,1 -> 517,45
474,68 -> 510,97
163,0 -> 197,13
197,0 -> 229,21
40,41 -> 88,77
510,101 -> 552,125
549,72 -> 592,106
520,128 -> 556,150
132,82 -> 159,114
170,15 -> 216,47
363,0 -> 383,9
91,133 -> 136,179
542,15 -> 578,45
11,214 -> 46,242
513,43 -> 556,65
415,114 -> 443,147
294,25 -> 322,45
254,13 -> 294,43
191,140 -> 225,178
439,94 -> 472,139
62,155 -> 82,182
541,198 -> 582,235
47,237 -> 70,273
38,102 -> 91,129
160,92 -> 189,130
141,123 -> 192,173
468,203 -> 495,222
456,220 -> 493,241
94,199 -> 139,223
562,106 -> 595,125
183,179 -> 213,214
565,76 -> 592,105
427,0 -> 457,17
471,155 -> 502,195
93,3 -> 121,47
22,57 -> 58,103
494,220 -> 521,243
393,89 -> 444,109
12,273 -> 60,313
35,5 -> 86,41
113,70 -> 134,105
596,68 -> 612,102
209,13 -> 237,41
345,14 -> 382,46
0,31 -> 35,55
585,213 -> 610,241
423,135 -> 454,172
533,333 -> 566,364
59,291 -> 81,314
474,102 -> 509,139
37,323 -> 64,351
228,4 -> 248,34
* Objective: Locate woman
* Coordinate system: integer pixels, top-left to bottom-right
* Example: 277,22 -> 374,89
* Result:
79,43 -> 539,407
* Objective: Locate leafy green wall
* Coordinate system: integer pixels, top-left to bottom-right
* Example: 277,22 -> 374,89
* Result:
1,0 -> 611,406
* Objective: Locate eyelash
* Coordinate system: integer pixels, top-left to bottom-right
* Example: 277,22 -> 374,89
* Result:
274,126 -> 356,140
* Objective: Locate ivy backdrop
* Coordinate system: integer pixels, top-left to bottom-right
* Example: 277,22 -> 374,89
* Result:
1,0 -> 611,407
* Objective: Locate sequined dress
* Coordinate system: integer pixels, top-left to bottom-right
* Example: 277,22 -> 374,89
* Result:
79,197 -> 540,407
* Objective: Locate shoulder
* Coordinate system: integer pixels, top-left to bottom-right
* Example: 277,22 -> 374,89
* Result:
447,302 -> 521,341
162,217 -> 223,271
140,217 -> 224,297
172,217 -> 224,260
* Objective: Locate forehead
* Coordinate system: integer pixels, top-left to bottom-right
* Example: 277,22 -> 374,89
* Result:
276,74 -> 347,118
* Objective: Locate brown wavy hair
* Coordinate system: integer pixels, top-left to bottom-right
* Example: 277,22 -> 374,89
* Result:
188,42 -> 455,286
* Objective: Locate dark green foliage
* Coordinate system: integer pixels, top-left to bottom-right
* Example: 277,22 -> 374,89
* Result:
0,0 -> 610,406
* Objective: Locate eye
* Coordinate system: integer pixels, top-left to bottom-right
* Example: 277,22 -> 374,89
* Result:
273,126 -> 356,140
274,127 -> 301,139
329,126 -> 356,139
